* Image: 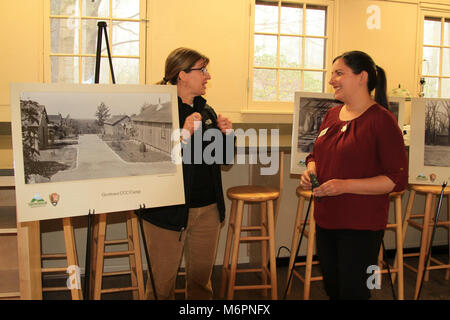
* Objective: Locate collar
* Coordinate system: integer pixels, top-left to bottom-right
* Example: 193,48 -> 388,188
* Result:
178,96 -> 207,113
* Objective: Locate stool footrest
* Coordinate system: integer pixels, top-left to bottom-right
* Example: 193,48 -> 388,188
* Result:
232,284 -> 272,291
293,269 -> 323,282
42,286 -> 70,292
41,267 -> 68,273
103,250 -> 134,257
101,286 -> 139,294
105,239 -> 129,245
239,236 -> 270,242
41,253 -> 67,259
102,270 -> 132,277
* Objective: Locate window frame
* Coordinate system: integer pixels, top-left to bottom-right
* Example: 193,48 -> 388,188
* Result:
418,9 -> 450,98
248,0 -> 335,112
44,0 -> 147,85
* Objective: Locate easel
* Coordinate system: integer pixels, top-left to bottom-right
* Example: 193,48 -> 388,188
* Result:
82,21 -> 157,300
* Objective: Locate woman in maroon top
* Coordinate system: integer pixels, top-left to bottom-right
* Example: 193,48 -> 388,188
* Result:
301,51 -> 408,299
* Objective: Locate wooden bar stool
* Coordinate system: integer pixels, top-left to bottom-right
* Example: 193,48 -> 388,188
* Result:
377,191 -> 405,300
286,188 -> 321,300
91,211 -> 145,300
220,185 -> 280,300
40,217 -> 82,300
402,184 -> 450,300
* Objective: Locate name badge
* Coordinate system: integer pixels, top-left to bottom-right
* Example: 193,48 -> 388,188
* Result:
318,128 -> 328,138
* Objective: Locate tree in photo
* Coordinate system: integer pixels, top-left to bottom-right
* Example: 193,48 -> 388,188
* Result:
20,100 -> 41,183
95,102 -> 111,128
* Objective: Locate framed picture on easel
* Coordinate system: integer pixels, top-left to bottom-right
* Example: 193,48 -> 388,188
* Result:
290,92 -> 407,175
290,92 -> 342,175
10,83 -> 185,222
409,98 -> 450,185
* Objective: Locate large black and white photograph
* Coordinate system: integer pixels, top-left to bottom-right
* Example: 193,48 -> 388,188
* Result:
11,83 -> 185,222
20,90 -> 175,184
424,99 -> 450,166
409,98 -> 450,186
290,92 -> 341,174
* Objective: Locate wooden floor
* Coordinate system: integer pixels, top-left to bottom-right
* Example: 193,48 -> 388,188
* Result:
42,254 -> 450,300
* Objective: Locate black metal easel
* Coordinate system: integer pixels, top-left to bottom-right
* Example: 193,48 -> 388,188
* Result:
83,21 -> 115,300
83,209 -> 94,299
84,21 -> 157,300
95,21 -> 115,84
283,193 -> 313,300
136,205 -> 158,300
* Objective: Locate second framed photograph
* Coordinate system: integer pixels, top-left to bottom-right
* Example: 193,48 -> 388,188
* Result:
290,92 -> 342,175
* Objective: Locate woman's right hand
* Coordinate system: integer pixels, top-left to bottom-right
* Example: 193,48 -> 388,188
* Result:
183,112 -> 202,137
300,162 -> 317,190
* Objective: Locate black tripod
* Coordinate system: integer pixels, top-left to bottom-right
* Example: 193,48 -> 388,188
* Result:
83,21 -> 157,300
95,21 -> 115,84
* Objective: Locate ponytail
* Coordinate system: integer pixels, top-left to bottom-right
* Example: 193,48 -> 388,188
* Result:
374,66 -> 389,110
156,77 -> 170,85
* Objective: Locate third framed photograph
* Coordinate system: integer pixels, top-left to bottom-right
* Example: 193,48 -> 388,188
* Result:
409,98 -> 450,185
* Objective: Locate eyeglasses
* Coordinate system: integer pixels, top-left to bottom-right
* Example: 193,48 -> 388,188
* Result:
188,67 -> 208,75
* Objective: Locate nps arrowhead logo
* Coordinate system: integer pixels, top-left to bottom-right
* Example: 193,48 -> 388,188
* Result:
28,193 -> 48,208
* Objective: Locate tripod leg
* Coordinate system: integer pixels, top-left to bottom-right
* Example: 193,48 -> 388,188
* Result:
137,208 -> 158,300
94,23 -> 104,83
102,25 -> 116,84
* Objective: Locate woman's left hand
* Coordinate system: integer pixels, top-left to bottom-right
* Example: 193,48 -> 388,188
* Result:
217,114 -> 233,134
313,179 -> 347,197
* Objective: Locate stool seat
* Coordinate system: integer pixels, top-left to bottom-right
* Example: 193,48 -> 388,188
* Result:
389,190 -> 405,197
296,187 -> 312,198
227,185 -> 279,202
409,184 -> 450,195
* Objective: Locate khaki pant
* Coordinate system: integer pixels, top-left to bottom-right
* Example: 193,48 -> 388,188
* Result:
142,203 -> 221,300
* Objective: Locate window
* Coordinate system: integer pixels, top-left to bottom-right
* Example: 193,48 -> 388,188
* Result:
421,16 -> 450,98
250,0 -> 330,103
46,0 -> 145,84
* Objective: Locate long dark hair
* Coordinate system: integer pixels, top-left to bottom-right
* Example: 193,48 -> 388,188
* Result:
333,51 -> 389,110
157,47 -> 209,85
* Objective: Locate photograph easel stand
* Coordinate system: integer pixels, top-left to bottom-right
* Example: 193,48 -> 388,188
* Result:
136,205 -> 158,300
82,20 -> 115,299
83,209 -> 94,299
95,21 -> 115,84
283,193 -> 313,300
380,239 -> 396,299
417,181 -> 447,300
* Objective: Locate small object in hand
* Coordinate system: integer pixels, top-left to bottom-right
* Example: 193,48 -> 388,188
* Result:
309,173 -> 321,202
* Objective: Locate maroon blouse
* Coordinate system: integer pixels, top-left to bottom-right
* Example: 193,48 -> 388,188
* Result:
306,104 -> 408,231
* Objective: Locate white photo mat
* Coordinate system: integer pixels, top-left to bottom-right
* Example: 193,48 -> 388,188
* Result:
409,97 -> 450,186
11,83 -> 185,222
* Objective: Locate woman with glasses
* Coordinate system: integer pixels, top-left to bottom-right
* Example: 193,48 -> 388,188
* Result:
300,51 -> 408,299
141,47 -> 234,299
